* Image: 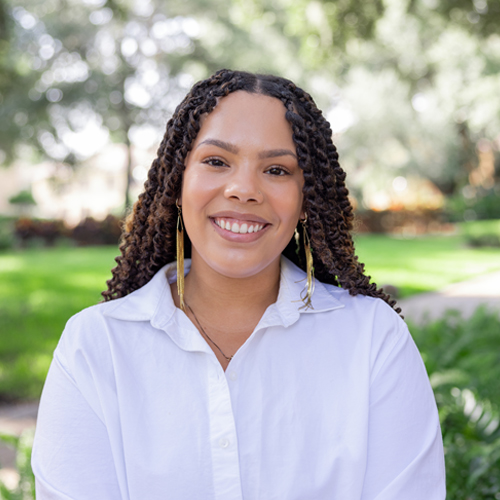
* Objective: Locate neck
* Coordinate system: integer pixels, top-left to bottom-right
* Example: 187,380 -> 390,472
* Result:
182,253 -> 281,326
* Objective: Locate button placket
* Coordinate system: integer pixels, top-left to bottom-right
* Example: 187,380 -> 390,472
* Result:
207,362 -> 243,500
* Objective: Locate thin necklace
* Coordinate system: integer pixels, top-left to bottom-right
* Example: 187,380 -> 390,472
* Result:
185,301 -> 233,362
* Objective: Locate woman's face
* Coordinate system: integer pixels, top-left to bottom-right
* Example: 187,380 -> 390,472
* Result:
180,91 -> 304,279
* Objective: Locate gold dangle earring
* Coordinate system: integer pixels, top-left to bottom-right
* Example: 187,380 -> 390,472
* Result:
294,226 -> 300,257
176,199 -> 186,312
300,214 -> 315,310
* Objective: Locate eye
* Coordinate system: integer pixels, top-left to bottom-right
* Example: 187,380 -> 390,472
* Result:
203,157 -> 228,168
266,166 -> 290,176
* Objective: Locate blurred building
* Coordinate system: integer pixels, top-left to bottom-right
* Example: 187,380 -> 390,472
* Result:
0,144 -> 153,225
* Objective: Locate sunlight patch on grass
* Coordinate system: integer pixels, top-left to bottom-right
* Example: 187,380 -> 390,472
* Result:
0,256 -> 24,272
354,234 -> 500,297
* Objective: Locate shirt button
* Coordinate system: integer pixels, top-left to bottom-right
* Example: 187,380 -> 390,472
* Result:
219,438 -> 230,449
228,371 -> 237,381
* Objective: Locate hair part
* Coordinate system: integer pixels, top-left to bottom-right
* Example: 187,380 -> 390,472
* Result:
102,69 -> 401,316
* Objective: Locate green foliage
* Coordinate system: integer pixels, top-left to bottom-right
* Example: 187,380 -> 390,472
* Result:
408,0 -> 500,39
0,216 -> 15,250
2,0 -> 499,208
228,0 -> 384,71
410,309 -> 500,498
337,0 -> 500,200
460,219 -> 500,248
0,429 -> 35,499
447,187 -> 500,223
7,191 -> 35,206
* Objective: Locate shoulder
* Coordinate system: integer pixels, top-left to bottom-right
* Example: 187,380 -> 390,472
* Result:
59,262 -> 174,348
55,301 -> 123,371
319,281 -> 409,353
280,255 -> 406,346
55,263 -> 176,366
62,296 -> 130,340
323,281 -> 404,325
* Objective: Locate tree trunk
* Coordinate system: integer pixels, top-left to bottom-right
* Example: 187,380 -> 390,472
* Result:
124,129 -> 133,214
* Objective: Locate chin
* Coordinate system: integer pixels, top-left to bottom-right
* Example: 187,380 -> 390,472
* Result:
197,251 -> 281,280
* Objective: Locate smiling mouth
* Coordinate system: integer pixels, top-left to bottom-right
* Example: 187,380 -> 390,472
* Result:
212,217 -> 267,234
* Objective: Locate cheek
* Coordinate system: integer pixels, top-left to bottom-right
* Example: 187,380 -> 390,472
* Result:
277,182 -> 304,224
181,170 -> 216,210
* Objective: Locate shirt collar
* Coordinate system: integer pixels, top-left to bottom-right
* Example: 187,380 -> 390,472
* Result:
103,255 -> 345,331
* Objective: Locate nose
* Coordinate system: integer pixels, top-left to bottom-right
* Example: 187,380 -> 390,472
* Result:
224,166 -> 263,204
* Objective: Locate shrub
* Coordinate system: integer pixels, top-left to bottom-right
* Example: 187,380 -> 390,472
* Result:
460,220 -> 500,248
446,186 -> 500,223
8,191 -> 36,207
0,430 -> 35,499
70,215 -> 122,246
0,216 -> 16,250
7,215 -> 123,249
410,308 -> 500,498
14,218 -> 67,248
354,208 -> 445,234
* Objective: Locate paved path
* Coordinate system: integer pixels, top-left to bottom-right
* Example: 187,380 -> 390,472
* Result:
0,270 -> 498,485
398,270 -> 500,324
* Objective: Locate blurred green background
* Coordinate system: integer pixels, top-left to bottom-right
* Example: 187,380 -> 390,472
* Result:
0,0 -> 500,497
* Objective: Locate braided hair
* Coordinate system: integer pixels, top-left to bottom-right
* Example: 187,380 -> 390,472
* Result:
102,69 -> 401,315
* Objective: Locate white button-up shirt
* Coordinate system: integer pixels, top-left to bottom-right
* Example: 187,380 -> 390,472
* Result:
32,256 -> 445,499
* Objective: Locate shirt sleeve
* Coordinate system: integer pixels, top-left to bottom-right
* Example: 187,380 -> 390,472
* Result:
361,319 -> 446,499
31,335 -> 123,499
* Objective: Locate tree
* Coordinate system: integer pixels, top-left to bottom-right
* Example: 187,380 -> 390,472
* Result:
327,0 -> 500,200
0,0 -> 313,210
2,0 -> 498,214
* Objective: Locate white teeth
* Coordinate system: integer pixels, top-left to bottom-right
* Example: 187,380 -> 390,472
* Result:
214,218 -> 265,234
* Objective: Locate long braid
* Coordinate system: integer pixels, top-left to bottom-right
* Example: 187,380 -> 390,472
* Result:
102,69 -> 401,315
102,70 -> 244,300
270,79 -> 401,314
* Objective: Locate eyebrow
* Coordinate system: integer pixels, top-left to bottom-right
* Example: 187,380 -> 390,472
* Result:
196,139 -> 297,160
197,139 -> 238,154
259,148 -> 297,160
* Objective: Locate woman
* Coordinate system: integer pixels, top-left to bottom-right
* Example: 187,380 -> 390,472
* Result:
32,70 -> 445,499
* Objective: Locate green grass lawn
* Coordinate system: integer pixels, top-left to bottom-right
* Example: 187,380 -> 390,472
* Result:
0,246 -> 119,400
354,233 -> 500,297
0,234 -> 499,401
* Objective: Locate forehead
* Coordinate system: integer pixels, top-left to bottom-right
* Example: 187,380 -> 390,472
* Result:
193,91 -> 295,150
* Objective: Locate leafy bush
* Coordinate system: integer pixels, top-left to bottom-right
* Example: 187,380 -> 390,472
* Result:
70,215 -> 122,246
446,186 -> 500,223
0,430 -> 35,499
14,218 -> 67,248
4,215 -> 123,249
8,191 -> 36,207
460,220 -> 500,248
0,216 -> 16,250
410,308 -> 500,498
354,208 -> 445,234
